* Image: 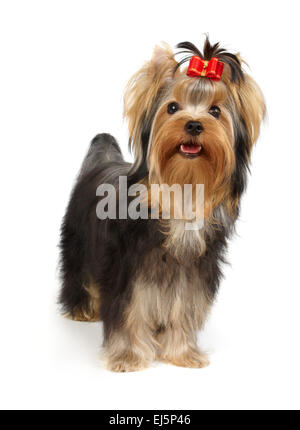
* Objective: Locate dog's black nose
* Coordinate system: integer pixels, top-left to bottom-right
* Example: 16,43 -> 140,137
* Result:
185,121 -> 203,136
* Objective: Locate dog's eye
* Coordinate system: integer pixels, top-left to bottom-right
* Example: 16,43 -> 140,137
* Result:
209,105 -> 221,119
167,102 -> 180,115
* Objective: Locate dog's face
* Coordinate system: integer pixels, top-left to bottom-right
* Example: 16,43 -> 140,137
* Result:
149,76 -> 235,204
124,38 -> 265,218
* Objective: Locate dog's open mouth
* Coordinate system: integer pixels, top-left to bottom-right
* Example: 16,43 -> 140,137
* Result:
178,142 -> 202,158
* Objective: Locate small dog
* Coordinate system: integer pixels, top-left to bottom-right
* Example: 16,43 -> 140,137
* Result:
59,37 -> 265,371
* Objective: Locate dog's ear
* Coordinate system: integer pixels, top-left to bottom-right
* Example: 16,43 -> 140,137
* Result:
228,74 -> 266,210
231,73 -> 266,149
124,43 -> 177,156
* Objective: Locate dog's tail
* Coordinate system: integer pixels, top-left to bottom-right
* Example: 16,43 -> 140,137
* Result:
79,133 -> 124,177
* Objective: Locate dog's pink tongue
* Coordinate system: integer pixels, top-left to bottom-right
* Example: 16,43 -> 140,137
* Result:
180,144 -> 201,154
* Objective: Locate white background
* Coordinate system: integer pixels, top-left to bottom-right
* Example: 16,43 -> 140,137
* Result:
0,0 -> 299,410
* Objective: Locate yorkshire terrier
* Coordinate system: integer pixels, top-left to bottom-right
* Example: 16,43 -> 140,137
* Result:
59,37 -> 265,372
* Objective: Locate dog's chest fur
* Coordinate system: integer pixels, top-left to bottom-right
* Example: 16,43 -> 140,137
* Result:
128,221 -> 212,332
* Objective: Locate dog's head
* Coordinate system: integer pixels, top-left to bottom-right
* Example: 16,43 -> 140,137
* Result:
124,37 -> 265,219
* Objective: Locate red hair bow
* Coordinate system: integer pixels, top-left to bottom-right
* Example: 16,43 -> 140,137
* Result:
187,56 -> 224,81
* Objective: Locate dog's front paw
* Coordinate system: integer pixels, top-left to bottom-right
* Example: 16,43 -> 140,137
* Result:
106,354 -> 150,372
164,349 -> 210,369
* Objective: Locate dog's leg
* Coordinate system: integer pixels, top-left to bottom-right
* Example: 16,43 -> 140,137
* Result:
104,323 -> 158,372
103,296 -> 158,372
156,281 -> 211,368
63,283 -> 101,322
157,324 -> 209,368
104,327 -> 156,372
59,133 -> 123,322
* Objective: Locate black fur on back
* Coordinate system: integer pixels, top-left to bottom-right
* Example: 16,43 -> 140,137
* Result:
59,133 -> 230,340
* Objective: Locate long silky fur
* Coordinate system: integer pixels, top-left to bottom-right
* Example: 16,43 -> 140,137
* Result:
59,37 -> 265,371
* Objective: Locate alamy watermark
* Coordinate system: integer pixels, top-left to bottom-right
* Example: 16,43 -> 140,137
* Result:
96,176 -> 204,231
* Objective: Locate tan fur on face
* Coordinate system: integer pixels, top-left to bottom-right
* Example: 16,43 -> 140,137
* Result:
149,77 -> 236,219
